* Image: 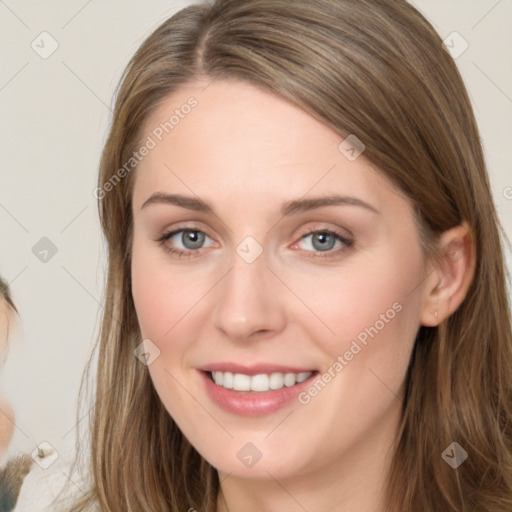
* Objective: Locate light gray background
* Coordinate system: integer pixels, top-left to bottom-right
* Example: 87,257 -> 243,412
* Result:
1,0 -> 511,468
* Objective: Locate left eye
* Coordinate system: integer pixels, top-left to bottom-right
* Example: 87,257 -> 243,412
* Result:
296,230 -> 350,253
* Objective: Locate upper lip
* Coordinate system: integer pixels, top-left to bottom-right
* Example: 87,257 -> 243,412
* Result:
198,363 -> 316,376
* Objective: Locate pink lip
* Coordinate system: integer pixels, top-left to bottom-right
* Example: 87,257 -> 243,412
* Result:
198,362 -> 316,376
198,369 -> 318,417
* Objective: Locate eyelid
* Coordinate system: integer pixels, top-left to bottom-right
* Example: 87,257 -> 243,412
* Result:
296,223 -> 353,240
155,221 -> 215,241
292,221 -> 353,244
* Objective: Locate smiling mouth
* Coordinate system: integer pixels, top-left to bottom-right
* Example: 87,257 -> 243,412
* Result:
205,370 -> 318,392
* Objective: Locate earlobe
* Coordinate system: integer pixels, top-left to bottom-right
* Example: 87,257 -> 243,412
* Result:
420,222 -> 475,327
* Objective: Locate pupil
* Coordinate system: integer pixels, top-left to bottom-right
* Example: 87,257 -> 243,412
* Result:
183,230 -> 204,249
313,232 -> 335,251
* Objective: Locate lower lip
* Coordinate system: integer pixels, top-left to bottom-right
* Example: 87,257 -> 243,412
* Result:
199,370 -> 317,417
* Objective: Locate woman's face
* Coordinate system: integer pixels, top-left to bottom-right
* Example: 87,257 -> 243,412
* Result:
131,79 -> 432,480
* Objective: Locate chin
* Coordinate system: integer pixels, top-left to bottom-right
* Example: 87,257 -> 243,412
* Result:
197,438 -> 313,480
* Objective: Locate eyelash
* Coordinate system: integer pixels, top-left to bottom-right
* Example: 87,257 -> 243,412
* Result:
156,227 -> 354,259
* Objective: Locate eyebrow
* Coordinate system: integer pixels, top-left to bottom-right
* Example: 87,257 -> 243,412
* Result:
140,192 -> 380,216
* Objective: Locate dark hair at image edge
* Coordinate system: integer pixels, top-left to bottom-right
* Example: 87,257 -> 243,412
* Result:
65,0 -> 512,510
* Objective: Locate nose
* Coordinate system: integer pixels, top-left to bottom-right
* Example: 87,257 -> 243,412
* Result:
211,252 -> 287,342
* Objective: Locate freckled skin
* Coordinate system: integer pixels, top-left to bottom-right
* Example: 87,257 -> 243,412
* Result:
130,80 -> 433,511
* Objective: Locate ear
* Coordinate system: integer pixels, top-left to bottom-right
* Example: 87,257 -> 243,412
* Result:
420,221 -> 476,327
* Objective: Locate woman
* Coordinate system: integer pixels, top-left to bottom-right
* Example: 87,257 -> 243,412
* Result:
68,0 -> 512,510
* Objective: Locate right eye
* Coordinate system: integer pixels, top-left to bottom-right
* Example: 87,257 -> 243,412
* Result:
157,228 -> 216,257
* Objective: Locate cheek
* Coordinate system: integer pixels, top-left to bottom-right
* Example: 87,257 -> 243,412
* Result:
131,237 -> 212,362
290,246 -> 424,359
131,237 -> 180,350
285,252 -> 424,465
285,247 -> 425,430
131,243 -> 205,429
131,260 -> 168,342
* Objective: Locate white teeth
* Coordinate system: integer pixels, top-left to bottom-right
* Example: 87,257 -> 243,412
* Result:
269,372 -> 284,390
296,372 -> 311,383
213,371 -> 223,385
232,373 -> 251,391
210,371 -> 313,392
250,374 -> 269,392
283,373 -> 296,387
222,371 -> 234,389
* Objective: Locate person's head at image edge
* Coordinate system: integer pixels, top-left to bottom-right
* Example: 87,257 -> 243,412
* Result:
0,277 -> 17,466
69,0 -> 512,511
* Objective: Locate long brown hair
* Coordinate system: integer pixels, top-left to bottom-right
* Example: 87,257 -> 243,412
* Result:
68,0 -> 512,510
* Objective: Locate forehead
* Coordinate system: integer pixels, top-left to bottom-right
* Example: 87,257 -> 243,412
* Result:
132,79 -> 405,216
